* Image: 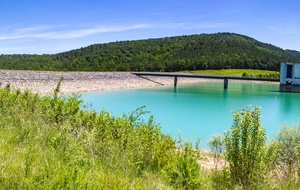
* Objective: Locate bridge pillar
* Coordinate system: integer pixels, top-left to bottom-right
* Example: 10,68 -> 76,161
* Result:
174,76 -> 178,86
224,78 -> 228,89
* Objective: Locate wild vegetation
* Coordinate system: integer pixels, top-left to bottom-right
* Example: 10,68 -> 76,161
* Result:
1,33 -> 300,72
1,81 -> 300,189
224,106 -> 266,187
0,82 -> 202,189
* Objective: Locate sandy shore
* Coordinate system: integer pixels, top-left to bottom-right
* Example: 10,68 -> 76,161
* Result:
0,70 -> 211,95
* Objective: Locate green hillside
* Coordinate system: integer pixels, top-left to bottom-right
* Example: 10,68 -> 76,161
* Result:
1,32 -> 300,71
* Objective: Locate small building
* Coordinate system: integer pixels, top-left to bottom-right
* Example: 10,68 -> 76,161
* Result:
280,62 -> 300,92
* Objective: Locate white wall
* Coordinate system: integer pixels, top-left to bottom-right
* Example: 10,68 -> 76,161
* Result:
280,62 -> 300,85
280,62 -> 287,84
293,64 -> 300,85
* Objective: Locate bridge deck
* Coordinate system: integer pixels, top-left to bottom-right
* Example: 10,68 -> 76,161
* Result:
132,72 -> 279,89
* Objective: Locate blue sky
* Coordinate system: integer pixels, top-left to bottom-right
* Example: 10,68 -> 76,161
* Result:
1,0 -> 300,54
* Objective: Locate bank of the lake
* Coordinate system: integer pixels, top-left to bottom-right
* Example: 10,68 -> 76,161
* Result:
0,70 -> 210,95
2,70 -> 290,148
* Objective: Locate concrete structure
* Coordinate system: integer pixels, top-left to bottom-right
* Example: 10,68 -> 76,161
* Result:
280,62 -> 300,92
132,72 -> 279,89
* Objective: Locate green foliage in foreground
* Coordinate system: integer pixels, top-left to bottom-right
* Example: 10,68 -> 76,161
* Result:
225,106 -> 266,187
268,125 -> 300,180
0,85 -> 203,189
210,107 -> 300,189
1,84 -> 300,189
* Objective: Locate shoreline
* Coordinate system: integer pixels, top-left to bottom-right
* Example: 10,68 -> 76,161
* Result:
0,70 -> 278,170
0,70 -> 279,95
0,70 -> 215,95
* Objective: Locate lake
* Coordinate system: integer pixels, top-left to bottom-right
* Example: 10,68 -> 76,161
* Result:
80,82 -> 300,150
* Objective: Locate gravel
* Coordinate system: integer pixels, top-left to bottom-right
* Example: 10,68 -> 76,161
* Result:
0,70 -> 205,95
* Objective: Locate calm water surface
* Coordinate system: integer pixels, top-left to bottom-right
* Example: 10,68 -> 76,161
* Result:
80,82 -> 300,150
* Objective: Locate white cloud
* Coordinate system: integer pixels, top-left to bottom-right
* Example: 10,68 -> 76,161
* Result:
46,24 -> 150,39
269,23 -> 300,35
0,24 -> 151,40
191,22 -> 235,29
0,21 -> 235,54
0,21 -> 232,42
0,45 -> 36,53
154,21 -> 234,30
0,35 -> 24,40
16,25 -> 59,33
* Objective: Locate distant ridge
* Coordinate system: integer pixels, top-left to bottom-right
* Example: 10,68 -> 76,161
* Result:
1,32 -> 300,71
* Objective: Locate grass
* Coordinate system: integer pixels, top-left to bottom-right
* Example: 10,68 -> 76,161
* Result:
189,69 -> 279,77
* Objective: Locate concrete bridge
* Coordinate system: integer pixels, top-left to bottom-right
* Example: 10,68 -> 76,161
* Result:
132,72 -> 279,89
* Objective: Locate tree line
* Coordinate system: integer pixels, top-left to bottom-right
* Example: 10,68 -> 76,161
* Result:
1,32 -> 300,71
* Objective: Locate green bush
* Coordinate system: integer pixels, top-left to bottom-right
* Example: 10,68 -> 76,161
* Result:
208,134 -> 225,171
268,125 -> 300,180
224,106 -> 266,188
164,141 -> 202,189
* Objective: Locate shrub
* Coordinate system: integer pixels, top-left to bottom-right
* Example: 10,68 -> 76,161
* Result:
164,141 -> 202,189
224,106 -> 266,187
207,134 -> 225,171
268,125 -> 300,180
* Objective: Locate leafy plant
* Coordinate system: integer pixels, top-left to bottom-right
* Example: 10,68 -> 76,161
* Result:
165,141 -> 202,189
268,125 -> 300,180
224,106 -> 266,187
208,134 -> 225,170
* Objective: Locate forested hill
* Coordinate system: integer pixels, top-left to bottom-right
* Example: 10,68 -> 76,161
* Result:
1,32 -> 300,71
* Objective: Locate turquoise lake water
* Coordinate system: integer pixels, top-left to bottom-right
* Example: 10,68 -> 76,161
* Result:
80,82 -> 300,150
